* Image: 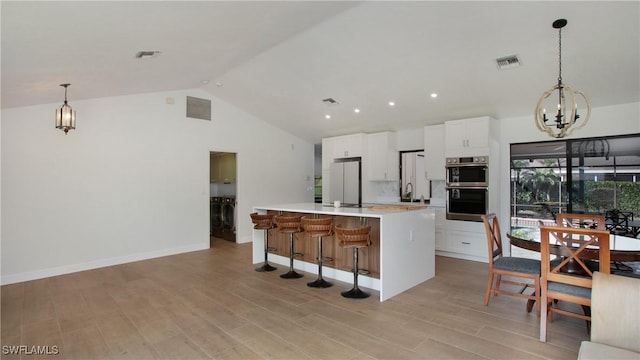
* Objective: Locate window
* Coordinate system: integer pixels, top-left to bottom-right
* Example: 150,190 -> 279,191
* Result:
510,134 -> 640,232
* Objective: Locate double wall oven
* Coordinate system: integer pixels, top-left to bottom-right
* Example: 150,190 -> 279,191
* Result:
445,156 -> 489,221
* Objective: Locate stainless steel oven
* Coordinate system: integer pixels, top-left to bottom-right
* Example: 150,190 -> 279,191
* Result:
446,156 -> 488,187
445,156 -> 489,221
446,187 -> 488,221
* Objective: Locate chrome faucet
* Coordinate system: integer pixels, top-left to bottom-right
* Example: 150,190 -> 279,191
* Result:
404,182 -> 413,202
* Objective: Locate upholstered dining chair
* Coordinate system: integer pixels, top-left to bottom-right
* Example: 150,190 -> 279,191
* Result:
539,225 -> 610,342
556,213 -> 606,230
481,213 -> 541,315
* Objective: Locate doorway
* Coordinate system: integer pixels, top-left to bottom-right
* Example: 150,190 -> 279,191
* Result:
209,151 -> 237,246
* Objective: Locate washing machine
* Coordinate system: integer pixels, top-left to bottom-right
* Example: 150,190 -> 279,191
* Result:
221,196 -> 236,242
210,197 -> 223,238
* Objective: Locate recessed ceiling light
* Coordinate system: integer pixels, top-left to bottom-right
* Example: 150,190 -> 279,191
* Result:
388,101 -> 395,107
354,108 -> 360,113
430,93 -> 438,98
325,114 -> 331,119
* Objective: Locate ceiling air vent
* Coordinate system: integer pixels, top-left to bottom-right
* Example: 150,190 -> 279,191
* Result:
322,98 -> 338,104
496,55 -> 521,70
135,50 -> 161,59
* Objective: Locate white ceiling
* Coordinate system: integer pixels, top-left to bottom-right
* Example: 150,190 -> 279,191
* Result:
2,1 -> 639,143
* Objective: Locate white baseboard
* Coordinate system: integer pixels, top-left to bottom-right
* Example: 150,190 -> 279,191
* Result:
1,243 -> 209,285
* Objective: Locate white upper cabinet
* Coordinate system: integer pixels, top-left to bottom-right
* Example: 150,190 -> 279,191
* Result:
367,132 -> 398,181
424,124 -> 445,180
333,133 -> 365,159
445,116 -> 494,157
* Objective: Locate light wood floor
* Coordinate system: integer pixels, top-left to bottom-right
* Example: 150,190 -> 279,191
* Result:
1,237 -> 589,359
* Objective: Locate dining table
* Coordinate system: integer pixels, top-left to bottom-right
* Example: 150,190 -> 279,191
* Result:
508,227 -> 640,262
508,226 -> 640,312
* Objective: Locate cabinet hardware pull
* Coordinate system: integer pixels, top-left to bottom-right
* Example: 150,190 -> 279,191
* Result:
462,241 -> 471,245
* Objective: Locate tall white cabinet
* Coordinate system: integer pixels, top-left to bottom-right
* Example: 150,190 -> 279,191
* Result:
438,116 -> 499,263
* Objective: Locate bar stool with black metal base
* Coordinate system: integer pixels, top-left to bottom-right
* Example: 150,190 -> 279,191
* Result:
275,215 -> 304,279
250,212 -> 277,272
301,216 -> 333,288
335,224 -> 371,299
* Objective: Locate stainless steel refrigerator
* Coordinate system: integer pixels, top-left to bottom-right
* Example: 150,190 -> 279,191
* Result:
329,159 -> 361,206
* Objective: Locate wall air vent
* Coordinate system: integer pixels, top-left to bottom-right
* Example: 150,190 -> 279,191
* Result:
186,96 -> 211,121
496,55 -> 521,69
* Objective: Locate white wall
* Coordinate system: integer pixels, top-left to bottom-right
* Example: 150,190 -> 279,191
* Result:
1,89 -> 314,284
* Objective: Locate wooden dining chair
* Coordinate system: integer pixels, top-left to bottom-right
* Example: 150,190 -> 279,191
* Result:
556,213 -> 606,230
539,225 -> 610,342
481,213 -> 541,315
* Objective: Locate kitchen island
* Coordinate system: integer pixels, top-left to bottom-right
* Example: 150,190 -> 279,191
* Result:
252,203 -> 435,301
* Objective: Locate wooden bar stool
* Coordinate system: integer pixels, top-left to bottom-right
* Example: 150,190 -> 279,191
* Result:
274,215 -> 304,279
335,224 -> 371,299
250,213 -> 277,272
301,216 -> 334,288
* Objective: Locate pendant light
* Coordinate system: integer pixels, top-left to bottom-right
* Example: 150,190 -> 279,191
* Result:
55,83 -> 76,134
534,19 -> 591,139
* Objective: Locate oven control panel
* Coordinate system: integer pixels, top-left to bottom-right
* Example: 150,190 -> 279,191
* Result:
446,156 -> 488,165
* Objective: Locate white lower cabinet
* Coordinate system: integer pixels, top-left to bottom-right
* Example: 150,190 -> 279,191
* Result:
443,230 -> 486,258
438,220 -> 488,262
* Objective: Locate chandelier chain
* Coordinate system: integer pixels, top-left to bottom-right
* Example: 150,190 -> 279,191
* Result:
557,27 -> 562,82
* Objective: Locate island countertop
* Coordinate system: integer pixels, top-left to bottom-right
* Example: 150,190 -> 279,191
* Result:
253,202 -> 428,218
252,202 -> 435,301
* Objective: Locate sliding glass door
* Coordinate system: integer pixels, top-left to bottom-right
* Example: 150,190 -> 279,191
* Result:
568,136 -> 640,218
510,134 -> 640,231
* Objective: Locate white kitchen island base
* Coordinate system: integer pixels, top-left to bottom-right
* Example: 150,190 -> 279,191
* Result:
252,203 -> 435,301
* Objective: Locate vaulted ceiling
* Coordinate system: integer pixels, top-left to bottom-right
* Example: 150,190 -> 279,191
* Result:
2,1 -> 638,143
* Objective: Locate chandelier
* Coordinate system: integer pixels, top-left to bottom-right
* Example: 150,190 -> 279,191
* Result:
55,83 -> 76,134
578,139 -> 610,160
534,19 -> 591,139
